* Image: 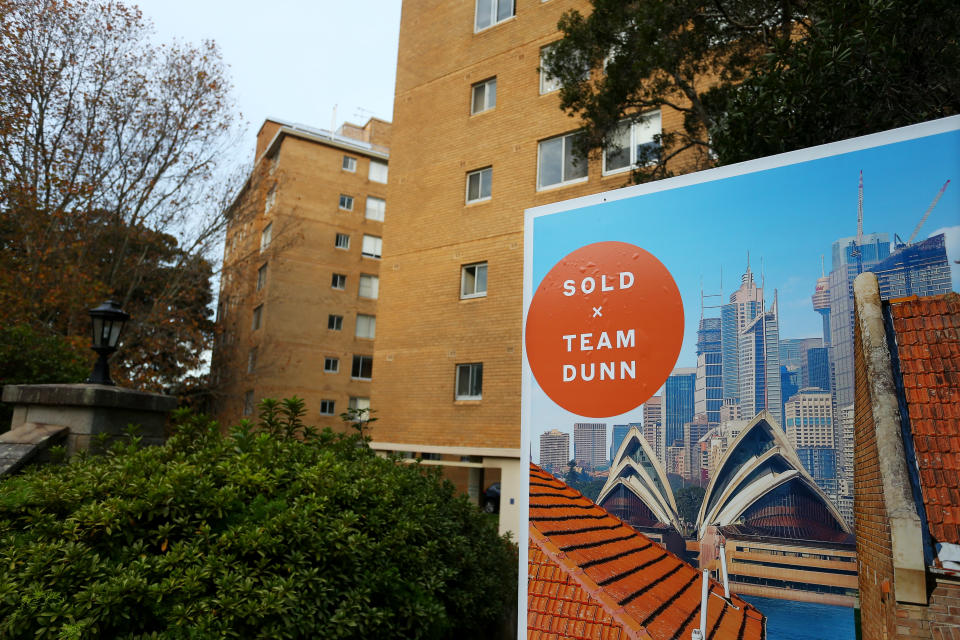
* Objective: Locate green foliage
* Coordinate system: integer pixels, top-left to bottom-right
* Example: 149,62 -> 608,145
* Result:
563,462 -> 606,503
673,485 -> 707,528
0,325 -> 89,428
544,0 -> 960,178
0,400 -> 518,639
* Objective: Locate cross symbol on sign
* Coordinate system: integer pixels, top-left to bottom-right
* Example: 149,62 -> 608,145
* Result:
592,307 -> 603,318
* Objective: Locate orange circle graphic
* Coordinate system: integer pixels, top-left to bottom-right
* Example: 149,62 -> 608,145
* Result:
525,241 -> 684,418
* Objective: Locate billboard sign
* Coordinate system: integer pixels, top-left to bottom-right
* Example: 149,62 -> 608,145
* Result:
520,116 -> 960,638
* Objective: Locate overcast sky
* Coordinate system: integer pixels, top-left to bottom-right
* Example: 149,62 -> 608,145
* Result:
133,0 -> 403,158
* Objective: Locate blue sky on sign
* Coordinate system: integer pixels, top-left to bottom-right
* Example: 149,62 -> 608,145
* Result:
529,126 -> 960,460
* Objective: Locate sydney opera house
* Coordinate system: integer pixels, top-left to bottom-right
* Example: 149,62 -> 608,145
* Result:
595,412 -> 858,605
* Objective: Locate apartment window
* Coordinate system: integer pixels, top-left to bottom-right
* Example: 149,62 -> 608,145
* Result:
475,0 -> 513,31
365,196 -> 385,221
461,262 -> 488,298
342,156 -> 357,172
358,274 -> 379,299
247,347 -> 257,373
362,235 -> 382,259
251,305 -> 263,331
328,314 -> 343,331
538,132 -> 587,190
369,160 -> 388,184
471,77 -> 496,114
265,184 -> 277,213
260,222 -> 272,252
355,314 -> 376,339
319,399 -> 336,415
335,233 -> 350,249
456,363 -> 483,400
243,390 -> 254,416
349,397 -> 370,412
466,167 -> 492,203
540,46 -> 561,94
339,194 -> 354,211
540,44 -> 588,94
331,273 -> 346,290
351,355 -> 373,380
324,357 -> 339,373
256,263 -> 267,291
603,111 -> 662,175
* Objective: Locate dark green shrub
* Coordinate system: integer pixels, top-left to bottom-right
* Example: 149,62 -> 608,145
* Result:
0,398 -> 518,639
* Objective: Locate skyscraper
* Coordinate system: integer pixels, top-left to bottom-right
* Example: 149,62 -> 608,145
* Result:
574,423 -> 607,470
721,266 -> 764,404
828,232 -> 891,411
643,396 -> 663,463
871,233 -> 952,300
610,423 -> 634,461
539,429 -> 570,474
665,368 -> 696,448
737,296 -> 782,426
806,347 -> 831,391
694,317 -> 723,423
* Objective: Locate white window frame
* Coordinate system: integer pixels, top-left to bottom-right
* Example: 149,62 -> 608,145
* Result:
351,354 -> 373,380
324,357 -> 340,374
339,194 -> 354,211
319,399 -> 336,415
365,196 -> 385,221
540,46 -> 561,94
358,274 -> 379,299
256,263 -> 267,291
335,233 -> 351,250
474,0 -> 514,32
368,160 -> 388,184
455,363 -> 483,401
251,305 -> 263,331
602,110 -> 663,175
465,167 -> 493,203
348,397 -> 370,412
355,314 -> 376,339
265,184 -> 277,214
461,262 -> 488,299
331,273 -> 346,290
328,314 -> 343,331
260,222 -> 272,253
537,132 -> 588,191
342,156 -> 357,172
361,235 -> 382,259
471,77 -> 497,114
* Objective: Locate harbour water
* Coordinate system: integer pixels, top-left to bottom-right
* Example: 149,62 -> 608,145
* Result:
741,595 -> 856,640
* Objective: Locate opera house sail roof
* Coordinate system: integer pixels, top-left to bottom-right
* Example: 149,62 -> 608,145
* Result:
696,411 -> 851,542
596,426 -> 682,533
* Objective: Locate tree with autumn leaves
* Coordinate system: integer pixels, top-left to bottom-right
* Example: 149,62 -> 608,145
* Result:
0,0 -> 243,398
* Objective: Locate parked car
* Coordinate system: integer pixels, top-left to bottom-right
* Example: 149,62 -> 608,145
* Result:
483,482 -> 501,513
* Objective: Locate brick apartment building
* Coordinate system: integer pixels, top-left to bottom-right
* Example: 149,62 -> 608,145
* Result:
213,118 -> 390,428
370,0 -> 707,535
852,272 -> 960,639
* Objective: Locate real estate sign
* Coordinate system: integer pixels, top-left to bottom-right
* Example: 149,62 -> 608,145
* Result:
519,116 -> 960,638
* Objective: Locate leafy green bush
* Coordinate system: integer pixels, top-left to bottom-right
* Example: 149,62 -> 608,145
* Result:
0,398 -> 518,639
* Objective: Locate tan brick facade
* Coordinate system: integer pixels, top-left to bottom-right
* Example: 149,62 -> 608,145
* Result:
373,0 -> 712,535
212,118 -> 390,430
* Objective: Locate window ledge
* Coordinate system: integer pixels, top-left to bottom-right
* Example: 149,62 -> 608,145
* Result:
465,197 -> 492,206
536,176 -> 588,193
473,15 -> 516,35
454,398 -> 482,405
460,293 -> 487,301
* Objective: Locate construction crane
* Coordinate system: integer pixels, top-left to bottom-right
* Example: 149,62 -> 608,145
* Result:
906,179 -> 951,245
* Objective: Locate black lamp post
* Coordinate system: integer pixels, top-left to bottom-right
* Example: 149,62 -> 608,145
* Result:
85,300 -> 130,386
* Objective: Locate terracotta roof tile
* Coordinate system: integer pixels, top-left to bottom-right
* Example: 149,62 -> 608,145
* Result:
890,292 -> 960,546
528,465 -> 765,640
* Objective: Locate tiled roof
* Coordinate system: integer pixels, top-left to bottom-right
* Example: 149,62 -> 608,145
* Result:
889,293 -> 960,545
528,465 -> 765,640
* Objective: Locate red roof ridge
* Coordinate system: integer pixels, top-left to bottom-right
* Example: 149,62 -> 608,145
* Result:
528,464 -> 766,640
